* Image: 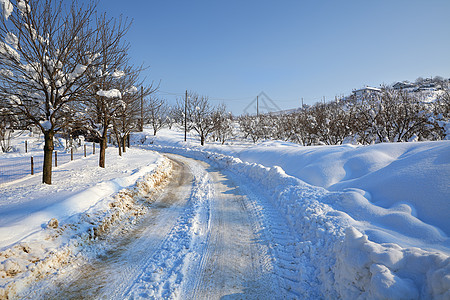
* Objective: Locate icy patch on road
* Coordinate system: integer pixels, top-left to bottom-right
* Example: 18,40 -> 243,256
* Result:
0,159 -> 172,299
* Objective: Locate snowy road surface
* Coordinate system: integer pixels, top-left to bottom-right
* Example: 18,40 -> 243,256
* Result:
18,154 -> 284,299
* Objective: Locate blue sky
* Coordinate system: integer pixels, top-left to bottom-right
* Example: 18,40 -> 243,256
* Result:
97,0 -> 450,114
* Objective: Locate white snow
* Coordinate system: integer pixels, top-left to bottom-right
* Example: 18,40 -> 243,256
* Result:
39,120 -> 51,131
8,95 -> 20,106
96,89 -> 122,99
0,41 -> 20,61
112,69 -> 125,78
133,127 -> 450,299
0,0 -> 13,20
16,0 -> 30,15
68,64 -> 87,81
227,140 -> 450,239
23,23 -> 37,41
5,32 -> 18,49
125,85 -> 138,94
0,68 -> 13,77
0,148 -> 167,250
0,138 -> 172,297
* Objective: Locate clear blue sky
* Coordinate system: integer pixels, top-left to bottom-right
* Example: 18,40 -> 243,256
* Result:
97,0 -> 450,114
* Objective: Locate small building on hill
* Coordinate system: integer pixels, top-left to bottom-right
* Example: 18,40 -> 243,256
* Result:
352,86 -> 382,100
393,81 -> 416,90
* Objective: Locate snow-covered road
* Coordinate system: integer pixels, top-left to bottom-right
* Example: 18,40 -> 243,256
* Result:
18,154 -> 288,299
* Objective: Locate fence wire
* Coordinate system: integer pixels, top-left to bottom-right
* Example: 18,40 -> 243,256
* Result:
0,144 -> 96,185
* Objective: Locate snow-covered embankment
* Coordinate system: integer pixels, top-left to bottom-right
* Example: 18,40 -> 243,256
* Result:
0,151 -> 172,299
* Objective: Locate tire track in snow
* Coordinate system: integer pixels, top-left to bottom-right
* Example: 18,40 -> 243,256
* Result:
186,167 -> 278,299
221,169 -> 319,299
121,155 -> 213,299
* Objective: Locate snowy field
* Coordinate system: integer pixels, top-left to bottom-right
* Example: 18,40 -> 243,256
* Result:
0,132 -> 96,185
0,127 -> 449,299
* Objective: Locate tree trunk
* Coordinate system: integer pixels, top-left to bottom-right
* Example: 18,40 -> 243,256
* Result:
116,132 -> 122,156
117,136 -> 122,156
42,131 -> 54,184
99,129 -> 107,168
200,134 -> 205,146
112,122 -> 122,156
122,136 -> 126,153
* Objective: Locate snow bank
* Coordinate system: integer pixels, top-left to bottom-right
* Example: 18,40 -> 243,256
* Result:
135,128 -> 450,299
335,227 -> 450,299
138,129 -> 450,239
0,158 -> 165,249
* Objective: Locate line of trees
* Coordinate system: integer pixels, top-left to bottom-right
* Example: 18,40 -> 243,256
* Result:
239,87 -> 450,145
140,86 -> 449,148
0,0 -> 155,184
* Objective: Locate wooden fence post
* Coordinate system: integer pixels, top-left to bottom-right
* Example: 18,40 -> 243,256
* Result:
55,151 -> 57,167
84,144 -> 87,157
25,140 -> 27,153
71,148 -> 73,161
31,156 -> 34,175
93,142 -> 95,155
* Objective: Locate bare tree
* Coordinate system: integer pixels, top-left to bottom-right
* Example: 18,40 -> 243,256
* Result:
111,66 -> 156,155
211,103 -> 233,144
145,96 -> 168,136
188,93 -> 215,146
79,13 -> 132,167
238,115 -> 267,143
0,0 -> 108,184
174,92 -> 216,145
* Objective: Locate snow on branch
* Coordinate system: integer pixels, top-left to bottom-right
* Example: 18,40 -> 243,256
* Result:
125,85 -> 138,94
0,41 -> 20,61
67,64 -> 87,82
5,32 -> 18,49
0,68 -> 13,76
112,69 -> 125,78
0,0 -> 13,20
39,120 -> 51,130
97,89 -> 122,99
17,0 -> 30,16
